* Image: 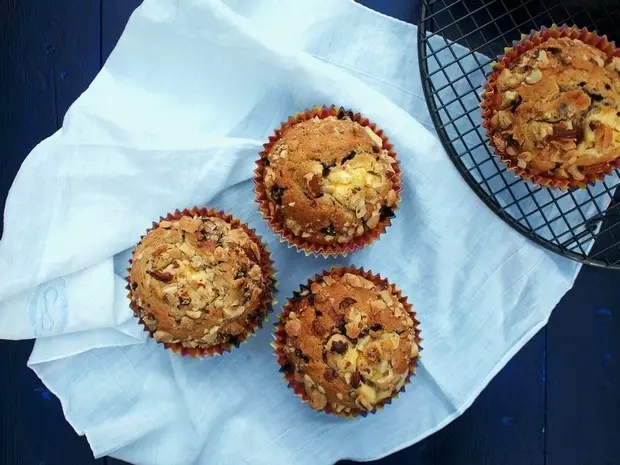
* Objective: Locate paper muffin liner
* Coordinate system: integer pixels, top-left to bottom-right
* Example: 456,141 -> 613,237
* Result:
480,24 -> 620,190
273,266 -> 422,418
254,105 -> 402,257
126,207 -> 277,358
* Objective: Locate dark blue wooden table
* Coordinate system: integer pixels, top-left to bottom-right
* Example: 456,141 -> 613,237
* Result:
1,1 -> 619,464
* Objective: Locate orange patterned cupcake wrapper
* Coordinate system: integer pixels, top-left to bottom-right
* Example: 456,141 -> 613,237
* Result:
254,105 -> 402,257
272,266 -> 422,418
126,207 -> 277,358
480,24 -> 620,190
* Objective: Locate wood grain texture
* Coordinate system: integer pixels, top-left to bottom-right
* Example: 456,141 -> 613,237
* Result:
546,267 -> 620,465
0,340 -> 102,465
0,0 -> 102,463
434,331 -> 546,465
0,0 -> 101,238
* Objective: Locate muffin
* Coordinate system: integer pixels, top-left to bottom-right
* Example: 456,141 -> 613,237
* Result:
127,207 -> 275,357
481,26 -> 620,188
274,267 -> 421,417
255,105 -> 401,256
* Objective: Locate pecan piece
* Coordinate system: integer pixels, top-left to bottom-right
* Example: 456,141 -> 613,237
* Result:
147,269 -> 173,282
339,297 -> 357,309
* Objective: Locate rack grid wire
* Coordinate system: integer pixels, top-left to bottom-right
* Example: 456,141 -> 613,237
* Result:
418,0 -> 620,268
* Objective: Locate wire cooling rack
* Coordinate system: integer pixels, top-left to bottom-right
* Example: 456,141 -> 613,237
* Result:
417,0 -> 620,268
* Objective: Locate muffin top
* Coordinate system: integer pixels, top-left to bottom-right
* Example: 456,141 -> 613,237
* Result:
129,214 -> 268,349
488,37 -> 620,182
262,115 -> 399,245
280,271 -> 418,415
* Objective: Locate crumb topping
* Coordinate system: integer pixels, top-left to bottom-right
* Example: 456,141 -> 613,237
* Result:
129,215 -> 267,349
488,37 -> 620,181
280,271 -> 418,415
262,115 -> 399,245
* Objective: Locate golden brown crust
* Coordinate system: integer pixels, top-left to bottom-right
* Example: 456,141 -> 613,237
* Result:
487,36 -> 620,182
262,116 -> 399,245
278,270 -> 419,416
129,213 -> 269,350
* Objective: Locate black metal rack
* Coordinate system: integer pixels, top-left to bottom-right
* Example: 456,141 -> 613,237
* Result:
418,0 -> 620,268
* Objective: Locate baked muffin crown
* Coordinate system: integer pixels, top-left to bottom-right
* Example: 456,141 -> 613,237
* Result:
277,269 -> 420,416
262,115 -> 399,245
129,213 -> 269,350
487,36 -> 620,182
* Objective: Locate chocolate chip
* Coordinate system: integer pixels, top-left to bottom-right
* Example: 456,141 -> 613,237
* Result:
372,145 -> 380,153
147,269 -> 173,282
321,162 -> 335,177
379,205 -> 395,219
315,309 -> 323,317
320,222 -> 336,236
227,335 -> 240,346
270,186 -> 285,205
605,83 -> 612,91
341,150 -> 357,164
579,81 -> 586,87
324,367 -> 337,381
339,297 -> 357,309
370,323 -> 383,331
547,46 -> 561,55
350,372 -> 361,388
331,340 -> 348,354
130,282 -> 138,290
510,94 -> 523,113
279,362 -> 295,374
589,92 -> 604,102
234,266 -> 247,279
295,348 -> 311,363
553,127 -> 579,140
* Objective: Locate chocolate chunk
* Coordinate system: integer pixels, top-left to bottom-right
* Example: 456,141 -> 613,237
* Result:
227,334 -> 240,346
379,205 -> 396,219
510,94 -> 523,113
270,186 -> 286,205
331,340 -> 348,354
350,372 -> 361,388
339,297 -> 357,309
341,150 -> 357,164
321,162 -> 335,177
372,145 -> 380,153
605,83 -> 612,91
324,367 -> 337,381
553,127 -> 579,140
234,265 -> 247,279
320,222 -> 336,236
295,348 -> 311,363
147,269 -> 173,282
279,362 -> 295,374
370,323 -> 383,331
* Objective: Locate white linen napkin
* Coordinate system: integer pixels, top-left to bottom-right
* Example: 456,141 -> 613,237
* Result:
0,1 -> 580,464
